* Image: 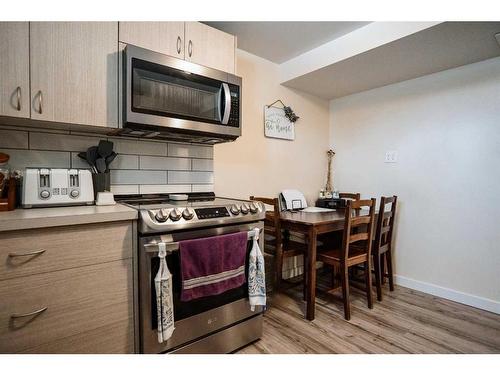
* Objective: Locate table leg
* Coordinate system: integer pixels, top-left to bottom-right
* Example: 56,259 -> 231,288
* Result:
306,227 -> 317,321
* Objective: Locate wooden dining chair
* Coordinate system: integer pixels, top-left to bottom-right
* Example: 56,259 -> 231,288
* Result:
317,198 -> 376,320
373,195 -> 398,301
249,196 -> 308,296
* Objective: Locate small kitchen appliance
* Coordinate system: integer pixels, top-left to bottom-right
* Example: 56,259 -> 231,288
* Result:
122,45 -> 242,144
116,192 -> 265,354
22,168 -> 94,208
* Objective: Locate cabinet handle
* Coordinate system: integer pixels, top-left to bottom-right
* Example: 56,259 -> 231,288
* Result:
176,36 -> 182,54
37,90 -> 43,114
11,307 -> 48,319
8,249 -> 46,257
188,40 -> 193,57
16,86 -> 21,111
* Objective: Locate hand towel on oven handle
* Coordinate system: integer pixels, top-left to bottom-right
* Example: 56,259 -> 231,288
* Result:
155,242 -> 175,343
248,228 -> 266,311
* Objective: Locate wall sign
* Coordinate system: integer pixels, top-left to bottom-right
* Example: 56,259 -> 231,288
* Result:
264,106 -> 295,140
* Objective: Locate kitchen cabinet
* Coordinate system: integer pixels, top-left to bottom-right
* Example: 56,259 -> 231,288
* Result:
119,21 -> 185,59
0,22 -> 30,119
185,22 -> 236,74
0,221 -> 135,353
30,22 -> 118,128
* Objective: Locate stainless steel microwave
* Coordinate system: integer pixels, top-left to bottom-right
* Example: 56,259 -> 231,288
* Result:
122,45 -> 241,144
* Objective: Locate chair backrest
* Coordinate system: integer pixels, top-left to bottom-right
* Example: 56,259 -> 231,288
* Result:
340,198 -> 376,261
249,196 -> 281,239
374,196 -> 397,254
339,192 -> 361,201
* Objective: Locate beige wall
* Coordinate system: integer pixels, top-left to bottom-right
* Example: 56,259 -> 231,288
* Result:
214,49 -> 330,204
330,57 -> 500,313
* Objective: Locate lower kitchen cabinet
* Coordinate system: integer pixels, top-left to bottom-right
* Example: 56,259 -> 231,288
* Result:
0,221 -> 136,354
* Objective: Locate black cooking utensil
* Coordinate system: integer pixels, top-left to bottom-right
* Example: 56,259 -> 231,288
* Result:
96,157 -> 107,173
98,140 -> 114,158
86,146 -> 99,172
105,152 -> 117,171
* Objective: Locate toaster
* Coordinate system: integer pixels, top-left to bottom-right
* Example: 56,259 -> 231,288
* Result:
22,168 -> 94,208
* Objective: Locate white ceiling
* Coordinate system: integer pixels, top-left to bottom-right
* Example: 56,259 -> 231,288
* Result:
204,21 -> 370,63
282,22 -> 500,99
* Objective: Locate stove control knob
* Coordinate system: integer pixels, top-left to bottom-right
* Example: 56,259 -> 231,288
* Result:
169,208 -> 182,221
155,209 -> 169,223
249,202 -> 258,213
230,204 -> 240,215
182,207 -> 195,220
241,203 -> 250,214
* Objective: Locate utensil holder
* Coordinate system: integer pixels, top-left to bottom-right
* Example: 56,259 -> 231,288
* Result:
92,172 -> 110,198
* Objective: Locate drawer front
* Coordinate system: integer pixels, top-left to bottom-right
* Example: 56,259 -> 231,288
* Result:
0,221 -> 133,281
0,259 -> 133,353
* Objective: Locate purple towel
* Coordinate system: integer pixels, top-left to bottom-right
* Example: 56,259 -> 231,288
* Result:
179,232 -> 248,301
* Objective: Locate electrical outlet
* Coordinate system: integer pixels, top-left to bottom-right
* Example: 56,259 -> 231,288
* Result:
385,151 -> 398,163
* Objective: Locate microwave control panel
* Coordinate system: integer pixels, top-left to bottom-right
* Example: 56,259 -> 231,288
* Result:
227,84 -> 240,127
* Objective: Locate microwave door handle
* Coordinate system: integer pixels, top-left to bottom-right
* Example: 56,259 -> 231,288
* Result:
221,83 -> 231,125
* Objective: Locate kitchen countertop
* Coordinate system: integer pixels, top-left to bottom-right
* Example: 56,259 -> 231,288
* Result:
0,204 -> 138,232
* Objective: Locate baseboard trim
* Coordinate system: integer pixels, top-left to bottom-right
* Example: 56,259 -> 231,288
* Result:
394,275 -> 500,314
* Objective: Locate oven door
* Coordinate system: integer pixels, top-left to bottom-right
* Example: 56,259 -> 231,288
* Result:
139,222 -> 264,354
124,45 -> 241,139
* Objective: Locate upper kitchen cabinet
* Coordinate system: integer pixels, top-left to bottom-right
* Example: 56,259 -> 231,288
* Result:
0,22 -> 30,119
185,22 -> 236,74
30,22 -> 118,128
119,22 -> 185,59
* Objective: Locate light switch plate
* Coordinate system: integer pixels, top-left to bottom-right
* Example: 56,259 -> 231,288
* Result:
385,151 -> 398,163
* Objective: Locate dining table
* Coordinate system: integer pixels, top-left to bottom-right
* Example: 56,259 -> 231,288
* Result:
279,209 -> 351,321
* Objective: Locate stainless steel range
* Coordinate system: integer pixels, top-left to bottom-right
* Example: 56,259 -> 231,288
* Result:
116,193 -> 266,354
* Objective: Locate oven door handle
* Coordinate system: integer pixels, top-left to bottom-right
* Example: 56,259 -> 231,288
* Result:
144,228 -> 260,254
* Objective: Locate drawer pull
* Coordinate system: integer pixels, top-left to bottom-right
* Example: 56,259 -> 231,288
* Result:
8,249 -> 46,257
11,306 -> 48,319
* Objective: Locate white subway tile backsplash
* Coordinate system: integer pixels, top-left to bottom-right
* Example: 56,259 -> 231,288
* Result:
192,159 -> 213,171
111,170 -> 167,185
1,127 -> 214,194
168,171 -> 214,184
0,148 -> 70,170
192,184 -> 214,192
168,143 -> 213,159
140,156 -> 191,170
30,132 -> 103,152
139,185 -> 192,194
110,185 -> 140,195
71,153 -> 139,170
0,129 -> 28,149
112,138 -> 167,156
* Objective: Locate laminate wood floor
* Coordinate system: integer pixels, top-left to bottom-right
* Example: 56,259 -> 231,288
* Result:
237,277 -> 500,354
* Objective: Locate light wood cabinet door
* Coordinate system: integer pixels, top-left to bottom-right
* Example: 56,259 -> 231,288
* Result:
0,22 -> 30,118
0,259 -> 134,353
119,21 -> 185,59
185,22 -> 236,74
30,22 -> 118,127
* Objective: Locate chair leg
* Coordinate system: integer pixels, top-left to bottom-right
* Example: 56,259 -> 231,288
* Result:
386,250 -> 395,292
341,264 -> 351,320
365,260 -> 373,309
373,253 -> 382,301
275,245 -> 284,291
331,265 -> 336,287
380,253 -> 386,285
302,254 -> 307,301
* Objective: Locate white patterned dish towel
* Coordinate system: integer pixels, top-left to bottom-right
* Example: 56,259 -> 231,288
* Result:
155,242 -> 175,343
248,228 -> 266,311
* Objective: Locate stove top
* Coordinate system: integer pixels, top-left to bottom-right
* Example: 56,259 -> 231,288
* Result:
116,193 -> 266,234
